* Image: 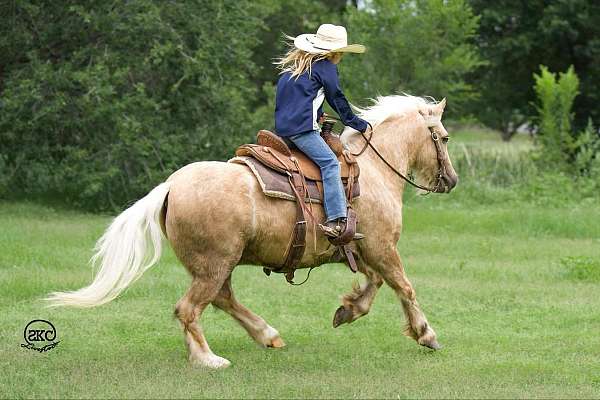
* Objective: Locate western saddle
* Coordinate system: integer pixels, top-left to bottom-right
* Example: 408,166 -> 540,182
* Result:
229,123 -> 361,283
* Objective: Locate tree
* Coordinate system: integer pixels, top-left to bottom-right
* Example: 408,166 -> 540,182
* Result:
341,0 -> 484,116
0,1 -> 269,209
470,0 -> 600,141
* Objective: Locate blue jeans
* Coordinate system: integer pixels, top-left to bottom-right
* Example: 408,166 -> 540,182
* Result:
287,130 -> 347,221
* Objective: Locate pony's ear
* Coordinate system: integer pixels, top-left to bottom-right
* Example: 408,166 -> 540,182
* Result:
435,98 -> 447,114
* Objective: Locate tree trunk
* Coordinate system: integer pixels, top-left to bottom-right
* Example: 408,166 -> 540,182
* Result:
500,128 -> 517,142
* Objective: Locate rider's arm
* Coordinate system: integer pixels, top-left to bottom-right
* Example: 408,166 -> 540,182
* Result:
314,60 -> 369,133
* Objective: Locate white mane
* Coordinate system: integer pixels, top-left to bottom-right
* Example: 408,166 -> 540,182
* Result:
345,95 -> 438,133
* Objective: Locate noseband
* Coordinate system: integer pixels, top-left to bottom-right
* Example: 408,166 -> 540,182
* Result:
350,122 -> 448,193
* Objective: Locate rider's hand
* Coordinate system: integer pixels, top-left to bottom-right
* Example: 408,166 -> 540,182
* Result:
361,121 -> 372,134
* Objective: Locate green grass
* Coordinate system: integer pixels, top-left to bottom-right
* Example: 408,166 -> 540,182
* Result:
1,197 -> 600,399
451,126 -> 533,149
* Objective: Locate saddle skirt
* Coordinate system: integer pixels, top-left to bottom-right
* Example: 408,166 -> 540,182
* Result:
229,130 -> 360,203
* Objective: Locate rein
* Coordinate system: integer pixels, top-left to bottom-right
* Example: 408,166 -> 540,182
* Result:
329,117 -> 447,193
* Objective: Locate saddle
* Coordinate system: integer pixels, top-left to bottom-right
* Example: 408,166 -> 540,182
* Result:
229,129 -> 361,283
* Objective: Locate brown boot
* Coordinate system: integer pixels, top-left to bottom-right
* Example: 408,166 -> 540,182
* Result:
319,218 -> 365,240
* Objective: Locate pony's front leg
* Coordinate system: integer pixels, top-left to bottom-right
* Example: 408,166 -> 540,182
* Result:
373,248 -> 440,350
333,264 -> 383,327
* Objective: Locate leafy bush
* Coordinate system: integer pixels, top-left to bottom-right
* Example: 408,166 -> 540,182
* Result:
530,65 -> 600,199
533,66 -> 580,168
0,1 -> 271,210
573,120 -> 600,177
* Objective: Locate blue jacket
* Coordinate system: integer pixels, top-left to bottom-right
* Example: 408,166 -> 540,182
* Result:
274,59 -> 368,137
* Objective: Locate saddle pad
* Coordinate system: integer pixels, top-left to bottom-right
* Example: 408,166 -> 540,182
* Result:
229,156 -> 360,204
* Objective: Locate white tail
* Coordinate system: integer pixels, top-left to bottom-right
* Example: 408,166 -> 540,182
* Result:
45,182 -> 171,308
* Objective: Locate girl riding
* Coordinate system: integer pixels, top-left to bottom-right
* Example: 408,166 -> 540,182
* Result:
273,24 -> 369,239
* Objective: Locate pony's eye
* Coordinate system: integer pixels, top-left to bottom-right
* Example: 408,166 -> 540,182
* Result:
442,137 -> 449,143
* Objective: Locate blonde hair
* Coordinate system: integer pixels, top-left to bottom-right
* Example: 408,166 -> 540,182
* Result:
273,35 -> 331,79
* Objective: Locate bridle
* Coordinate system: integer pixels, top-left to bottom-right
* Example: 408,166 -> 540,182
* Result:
340,120 -> 449,193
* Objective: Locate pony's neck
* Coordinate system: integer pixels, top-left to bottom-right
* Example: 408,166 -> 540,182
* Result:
343,116 -> 418,201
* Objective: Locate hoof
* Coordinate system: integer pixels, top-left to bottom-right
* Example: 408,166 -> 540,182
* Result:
420,340 -> 442,350
268,336 -> 286,348
333,306 -> 353,328
190,354 -> 231,369
260,327 -> 285,348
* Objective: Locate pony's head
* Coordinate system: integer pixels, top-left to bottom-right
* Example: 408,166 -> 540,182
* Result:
414,98 -> 458,193
351,95 -> 458,194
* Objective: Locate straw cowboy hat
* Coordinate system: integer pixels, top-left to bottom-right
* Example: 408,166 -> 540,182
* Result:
294,24 -> 366,54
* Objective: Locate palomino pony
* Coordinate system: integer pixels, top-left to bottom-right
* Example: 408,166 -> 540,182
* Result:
47,95 -> 458,368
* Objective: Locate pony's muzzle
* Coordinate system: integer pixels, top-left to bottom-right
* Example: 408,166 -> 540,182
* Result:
439,172 -> 458,193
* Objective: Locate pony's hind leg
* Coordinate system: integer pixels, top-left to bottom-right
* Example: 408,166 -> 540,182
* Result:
212,275 -> 285,348
175,271 -> 231,368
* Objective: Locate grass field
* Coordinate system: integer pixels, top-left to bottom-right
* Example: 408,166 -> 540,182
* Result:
2,130 -> 600,398
1,194 -> 600,398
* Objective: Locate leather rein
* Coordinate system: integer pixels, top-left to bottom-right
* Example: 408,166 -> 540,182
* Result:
331,118 -> 448,193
